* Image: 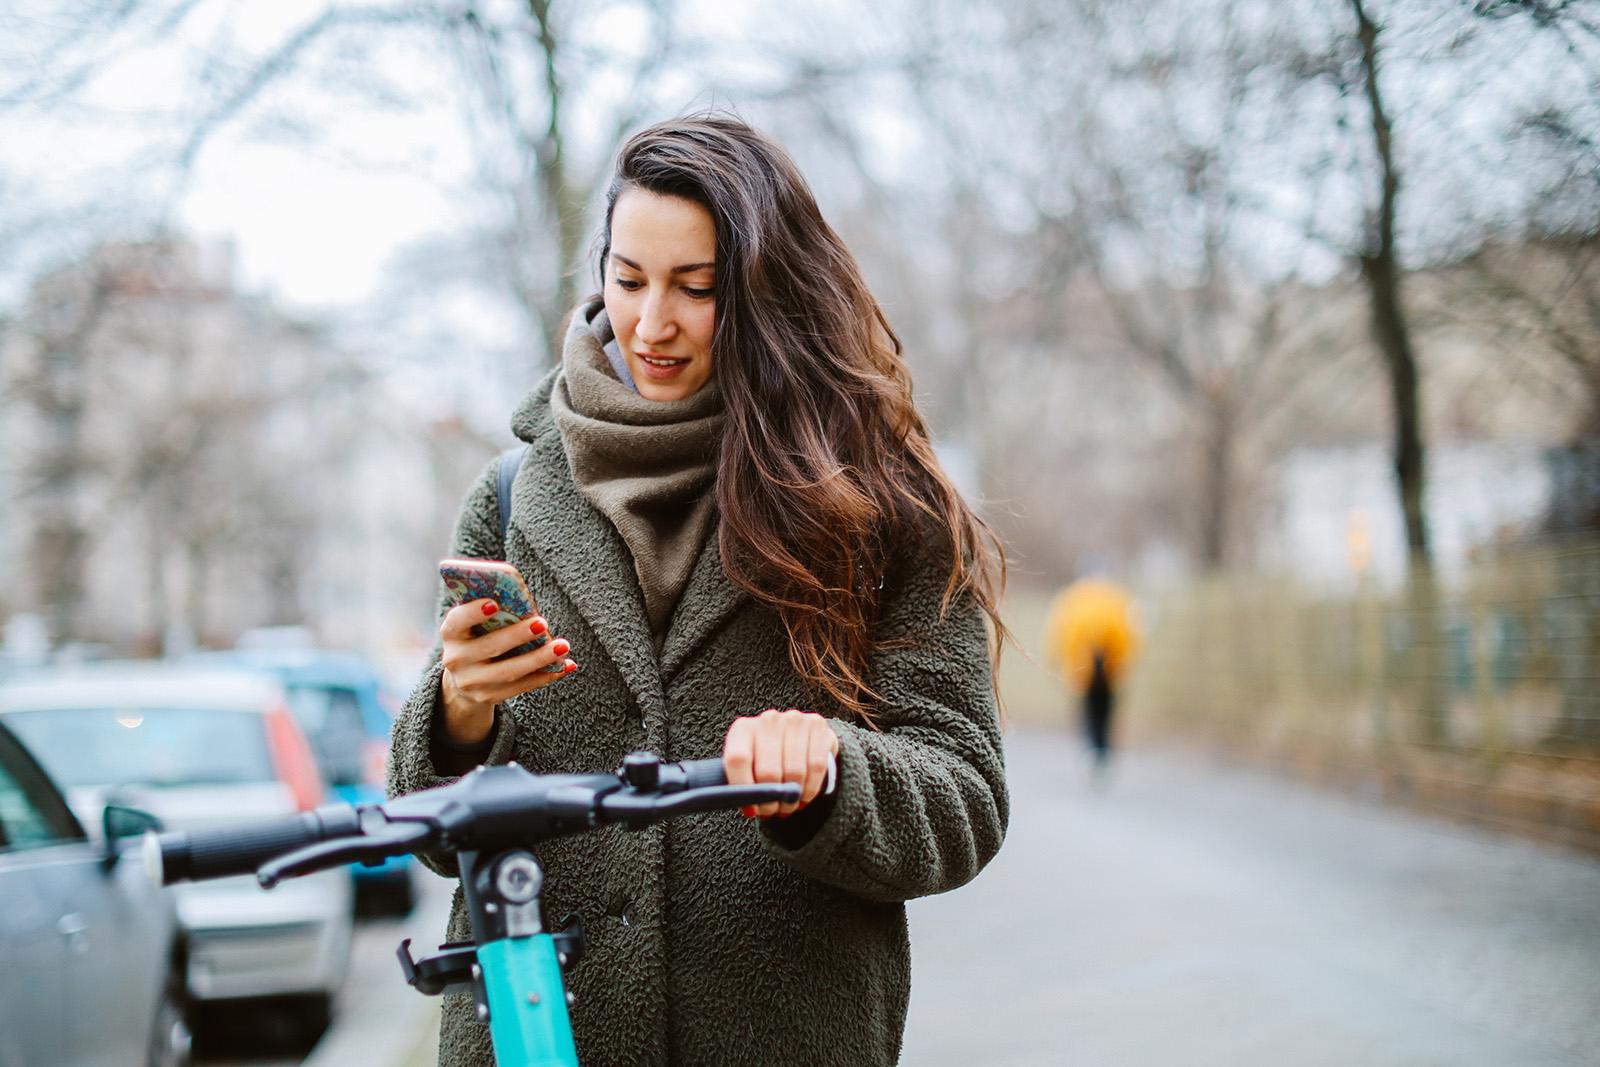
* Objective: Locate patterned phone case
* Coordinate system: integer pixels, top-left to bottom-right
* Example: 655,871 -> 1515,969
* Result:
438,559 -> 560,668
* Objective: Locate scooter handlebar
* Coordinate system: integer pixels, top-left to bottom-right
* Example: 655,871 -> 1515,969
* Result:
671,757 -> 729,790
662,754 -> 837,795
151,804 -> 363,885
146,750 -> 836,889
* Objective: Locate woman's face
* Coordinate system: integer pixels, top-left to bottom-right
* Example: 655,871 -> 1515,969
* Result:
603,189 -> 718,402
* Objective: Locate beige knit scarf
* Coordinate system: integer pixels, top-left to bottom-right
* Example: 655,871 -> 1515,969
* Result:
549,303 -> 725,639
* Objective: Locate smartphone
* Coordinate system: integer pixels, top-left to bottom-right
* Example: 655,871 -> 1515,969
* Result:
438,558 -> 562,669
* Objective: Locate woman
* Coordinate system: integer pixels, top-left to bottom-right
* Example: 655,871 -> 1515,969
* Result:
388,114 -> 1008,1067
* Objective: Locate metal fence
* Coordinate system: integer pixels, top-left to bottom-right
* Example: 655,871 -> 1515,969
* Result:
1128,538 -> 1600,854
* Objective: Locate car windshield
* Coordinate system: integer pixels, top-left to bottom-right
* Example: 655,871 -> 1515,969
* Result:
3,707 -> 272,789
283,686 -> 367,785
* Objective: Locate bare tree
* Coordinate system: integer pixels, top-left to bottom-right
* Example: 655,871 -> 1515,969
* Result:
1344,0 -> 1433,570
1447,0 -> 1600,437
1,1 -> 692,365
1430,235 -> 1600,436
435,0 -> 691,363
883,0 -> 1370,572
1051,2 -> 1369,570
0,262 -> 116,642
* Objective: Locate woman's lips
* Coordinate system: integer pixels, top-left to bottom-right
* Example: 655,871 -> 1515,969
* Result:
635,351 -> 690,380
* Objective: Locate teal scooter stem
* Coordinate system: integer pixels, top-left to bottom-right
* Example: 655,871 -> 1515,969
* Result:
459,848 -> 580,1066
480,934 -> 578,1066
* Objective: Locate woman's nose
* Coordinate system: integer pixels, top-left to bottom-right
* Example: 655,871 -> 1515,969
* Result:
637,292 -> 676,343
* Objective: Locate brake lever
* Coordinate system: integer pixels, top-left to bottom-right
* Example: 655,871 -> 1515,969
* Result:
258,822 -> 433,889
681,782 -> 801,810
598,782 -> 801,827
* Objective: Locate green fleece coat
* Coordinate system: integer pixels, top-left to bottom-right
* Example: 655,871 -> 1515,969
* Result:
388,369 -> 1008,1067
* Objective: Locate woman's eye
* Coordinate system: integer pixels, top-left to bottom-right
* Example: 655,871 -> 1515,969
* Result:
614,277 -> 643,291
684,286 -> 714,299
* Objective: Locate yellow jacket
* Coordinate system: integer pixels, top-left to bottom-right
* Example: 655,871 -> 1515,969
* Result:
1043,578 -> 1140,693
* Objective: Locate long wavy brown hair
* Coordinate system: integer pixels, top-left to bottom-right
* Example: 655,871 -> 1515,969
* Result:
598,115 -> 1007,725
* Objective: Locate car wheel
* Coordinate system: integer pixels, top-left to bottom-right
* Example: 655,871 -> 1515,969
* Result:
291,992 -> 334,1042
357,871 -> 416,917
380,871 -> 417,916
146,975 -> 193,1067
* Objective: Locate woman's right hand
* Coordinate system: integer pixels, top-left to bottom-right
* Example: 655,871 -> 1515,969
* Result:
438,599 -> 577,744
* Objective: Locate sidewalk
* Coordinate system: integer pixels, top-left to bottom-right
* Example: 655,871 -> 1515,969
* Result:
398,1010 -> 440,1067
398,1017 -> 439,1067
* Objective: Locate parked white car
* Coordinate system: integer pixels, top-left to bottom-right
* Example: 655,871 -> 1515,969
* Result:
0,663 -> 353,1036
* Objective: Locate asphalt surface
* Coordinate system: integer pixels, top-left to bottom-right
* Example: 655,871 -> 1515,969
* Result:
901,729 -> 1600,1066
203,728 -> 1600,1066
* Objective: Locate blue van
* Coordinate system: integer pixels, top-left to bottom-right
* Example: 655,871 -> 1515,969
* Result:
186,648 -> 416,913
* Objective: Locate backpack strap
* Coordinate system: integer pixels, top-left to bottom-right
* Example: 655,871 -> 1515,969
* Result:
495,445 -> 529,549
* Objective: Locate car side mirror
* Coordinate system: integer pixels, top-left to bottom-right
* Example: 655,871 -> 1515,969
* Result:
101,804 -> 163,871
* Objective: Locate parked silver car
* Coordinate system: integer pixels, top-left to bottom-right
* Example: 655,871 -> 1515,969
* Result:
0,717 -> 189,1067
0,664 -> 353,1035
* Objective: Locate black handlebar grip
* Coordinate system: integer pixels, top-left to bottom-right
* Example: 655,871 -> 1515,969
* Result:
675,757 -> 728,789
156,804 -> 362,885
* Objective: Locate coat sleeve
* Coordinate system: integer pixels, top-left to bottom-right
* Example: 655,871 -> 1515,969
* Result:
759,539 -> 1009,903
386,457 -> 524,879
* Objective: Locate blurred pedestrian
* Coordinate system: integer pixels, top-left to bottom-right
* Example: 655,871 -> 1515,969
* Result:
1044,576 -> 1140,769
388,114 -> 1009,1067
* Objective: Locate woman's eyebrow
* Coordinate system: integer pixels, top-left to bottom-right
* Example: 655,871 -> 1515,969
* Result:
612,252 -> 715,274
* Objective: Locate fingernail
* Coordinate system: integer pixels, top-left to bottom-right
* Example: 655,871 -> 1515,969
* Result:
562,659 -> 577,674
529,618 -> 547,635
551,639 -> 570,656
740,806 -> 756,818
481,602 -> 498,616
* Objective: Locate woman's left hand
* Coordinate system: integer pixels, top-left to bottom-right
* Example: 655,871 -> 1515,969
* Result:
723,708 -> 840,818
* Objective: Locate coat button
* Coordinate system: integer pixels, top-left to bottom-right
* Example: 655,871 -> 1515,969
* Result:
613,901 -> 636,927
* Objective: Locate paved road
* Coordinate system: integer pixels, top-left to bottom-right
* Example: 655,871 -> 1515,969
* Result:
901,729 -> 1600,1066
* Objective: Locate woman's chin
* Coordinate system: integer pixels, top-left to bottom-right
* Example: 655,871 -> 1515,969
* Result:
635,373 -> 710,403
638,382 -> 687,402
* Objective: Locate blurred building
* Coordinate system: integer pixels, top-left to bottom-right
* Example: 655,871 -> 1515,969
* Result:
0,236 -> 493,657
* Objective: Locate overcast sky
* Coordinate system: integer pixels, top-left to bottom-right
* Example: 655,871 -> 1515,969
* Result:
3,1 -> 491,312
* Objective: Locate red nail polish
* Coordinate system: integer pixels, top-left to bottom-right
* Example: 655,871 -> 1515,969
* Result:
481,602 -> 498,616
740,806 -> 756,818
529,618 -> 546,635
551,639 -> 570,656
562,659 -> 577,673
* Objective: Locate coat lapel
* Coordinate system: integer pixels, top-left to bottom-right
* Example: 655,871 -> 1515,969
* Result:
511,423 -> 665,714
659,525 -> 750,683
